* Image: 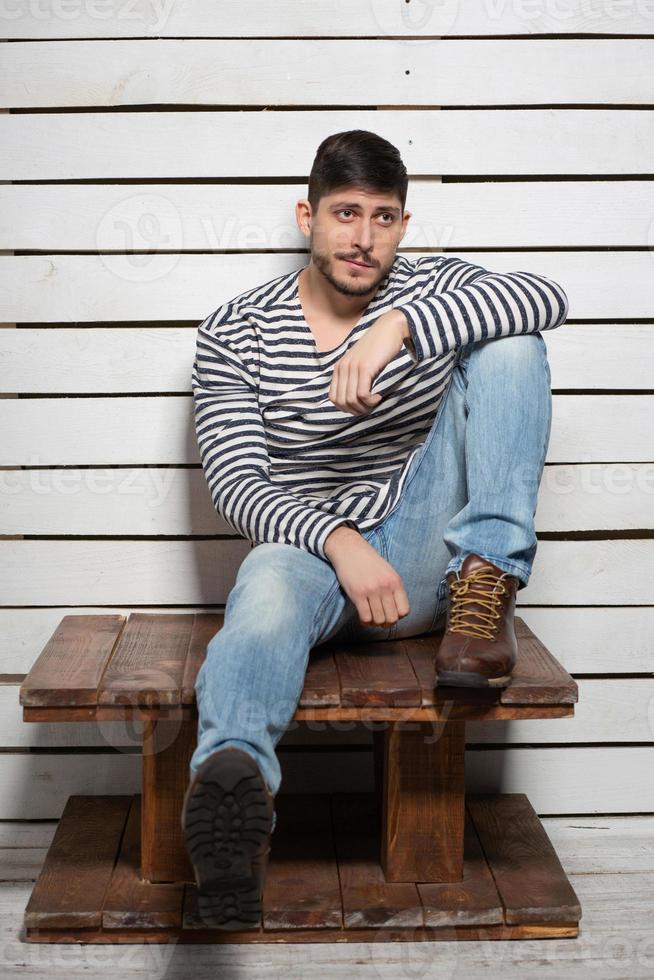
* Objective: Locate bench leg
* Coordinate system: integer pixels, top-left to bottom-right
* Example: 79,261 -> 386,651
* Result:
378,718 -> 466,883
141,717 -> 196,883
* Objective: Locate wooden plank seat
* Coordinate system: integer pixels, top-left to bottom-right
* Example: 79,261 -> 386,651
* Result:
19,612 -> 582,944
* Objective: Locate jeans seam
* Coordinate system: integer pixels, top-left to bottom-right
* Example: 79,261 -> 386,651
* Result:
429,578 -> 448,632
378,362 -> 458,528
311,578 -> 342,640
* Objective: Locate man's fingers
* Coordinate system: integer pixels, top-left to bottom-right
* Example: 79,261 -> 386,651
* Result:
330,361 -> 381,415
369,594 -> 390,627
335,364 -> 347,409
357,599 -> 374,626
394,588 -> 411,619
381,592 -> 399,625
345,364 -> 369,415
358,370 -> 381,409
361,592 -> 399,627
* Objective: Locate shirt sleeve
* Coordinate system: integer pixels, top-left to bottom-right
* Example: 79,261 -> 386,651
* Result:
395,256 -> 570,364
192,317 -> 358,561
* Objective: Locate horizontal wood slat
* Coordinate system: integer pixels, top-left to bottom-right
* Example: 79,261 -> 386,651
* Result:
467,793 -> 581,924
6,678 -> 654,748
3,183 -> 654,251
5,0 -> 653,39
23,794 -> 132,929
1,251 -> 651,322
1,748 -> 653,819
3,606 -> 653,676
261,794 -> 343,930
2,395 -> 651,466
3,40 -> 653,108
2,539 -> 652,606
97,613 -> 194,706
18,615 -> 125,708
499,620 -> 578,705
2,325 -> 653,394
417,812 -> 504,926
301,646 -> 342,707
102,795 -> 184,930
2,463 -> 653,536
334,639 -> 423,708
2,110 -> 653,180
331,793 -> 422,928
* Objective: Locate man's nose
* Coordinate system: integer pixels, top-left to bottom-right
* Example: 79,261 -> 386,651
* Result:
352,220 -> 374,253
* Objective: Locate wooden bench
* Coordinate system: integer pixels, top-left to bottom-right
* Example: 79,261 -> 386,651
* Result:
19,612 -> 581,944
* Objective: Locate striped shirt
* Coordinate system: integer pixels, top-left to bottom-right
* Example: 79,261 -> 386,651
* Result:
192,254 -> 569,561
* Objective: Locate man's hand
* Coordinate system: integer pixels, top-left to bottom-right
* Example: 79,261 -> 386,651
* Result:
324,525 -> 410,628
328,308 -> 410,415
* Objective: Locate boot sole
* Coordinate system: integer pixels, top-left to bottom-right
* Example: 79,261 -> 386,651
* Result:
437,669 -> 513,689
181,747 -> 274,930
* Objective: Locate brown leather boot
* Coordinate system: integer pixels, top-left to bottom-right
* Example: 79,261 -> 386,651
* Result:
435,553 -> 520,688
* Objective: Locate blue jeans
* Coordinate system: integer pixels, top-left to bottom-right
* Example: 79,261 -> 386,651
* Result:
190,333 -> 553,824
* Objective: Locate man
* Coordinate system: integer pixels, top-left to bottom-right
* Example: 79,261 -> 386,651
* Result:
181,129 -> 569,929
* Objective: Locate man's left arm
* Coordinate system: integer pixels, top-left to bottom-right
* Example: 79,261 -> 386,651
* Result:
394,256 -> 570,364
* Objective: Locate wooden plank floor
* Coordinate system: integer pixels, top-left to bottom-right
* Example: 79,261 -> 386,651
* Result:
20,791 -> 581,944
1,814 -> 653,975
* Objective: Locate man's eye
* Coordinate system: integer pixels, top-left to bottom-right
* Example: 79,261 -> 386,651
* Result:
337,209 -> 394,221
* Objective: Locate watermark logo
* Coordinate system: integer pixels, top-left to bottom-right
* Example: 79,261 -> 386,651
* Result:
369,0 -> 461,38
0,0 -> 177,33
96,192 -> 182,283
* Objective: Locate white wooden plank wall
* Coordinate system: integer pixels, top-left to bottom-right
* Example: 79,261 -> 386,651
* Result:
1,2 -> 652,818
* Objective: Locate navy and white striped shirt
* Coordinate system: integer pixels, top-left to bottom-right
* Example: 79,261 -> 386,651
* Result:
192,254 -> 569,560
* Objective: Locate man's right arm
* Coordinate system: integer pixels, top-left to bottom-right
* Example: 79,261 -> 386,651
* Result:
323,522 -> 362,561
193,318 -> 356,562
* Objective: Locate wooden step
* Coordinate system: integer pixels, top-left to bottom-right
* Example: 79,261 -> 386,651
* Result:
24,792 -> 581,944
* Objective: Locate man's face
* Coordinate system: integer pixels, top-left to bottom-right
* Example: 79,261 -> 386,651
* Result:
297,184 -> 410,299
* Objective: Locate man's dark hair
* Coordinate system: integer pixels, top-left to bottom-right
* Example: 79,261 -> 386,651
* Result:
307,130 -> 408,214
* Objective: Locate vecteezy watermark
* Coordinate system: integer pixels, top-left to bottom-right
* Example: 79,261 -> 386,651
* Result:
365,916 -> 654,978
544,460 -> 654,497
96,192 -> 183,284
369,0 -> 654,39
93,186 -> 458,282
2,930 -> 179,973
370,0 -> 461,38
366,922 -> 463,979
482,0 -> 654,23
0,0 -> 177,32
93,664 -> 187,755
0,464 -> 177,508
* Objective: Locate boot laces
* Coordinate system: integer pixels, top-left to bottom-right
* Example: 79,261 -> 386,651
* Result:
447,568 -> 512,641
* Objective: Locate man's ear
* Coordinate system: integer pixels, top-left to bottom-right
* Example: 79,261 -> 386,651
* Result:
398,210 -> 412,244
295,198 -> 312,237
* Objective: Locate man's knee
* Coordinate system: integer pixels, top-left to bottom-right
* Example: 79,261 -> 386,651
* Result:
474,331 -> 546,358
242,540 -> 295,567
232,542 -> 319,637
469,332 -> 549,376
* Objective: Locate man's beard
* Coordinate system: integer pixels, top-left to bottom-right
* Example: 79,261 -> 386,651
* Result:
310,242 -> 395,298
